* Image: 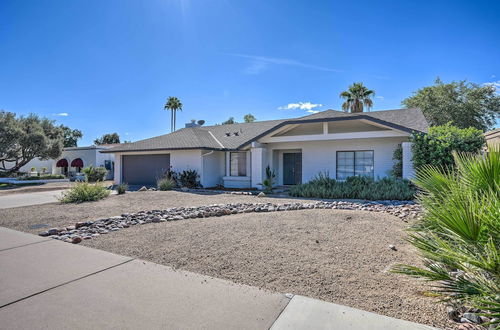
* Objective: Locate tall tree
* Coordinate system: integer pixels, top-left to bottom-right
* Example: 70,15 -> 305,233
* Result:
60,125 -> 83,147
94,133 -> 120,145
221,117 -> 236,125
339,82 -> 375,113
402,78 -> 500,131
164,97 -> 183,132
0,111 -> 63,174
243,114 -> 256,123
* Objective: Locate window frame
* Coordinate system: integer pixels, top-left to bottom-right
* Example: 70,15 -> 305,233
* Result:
229,152 -> 247,177
336,150 -> 374,180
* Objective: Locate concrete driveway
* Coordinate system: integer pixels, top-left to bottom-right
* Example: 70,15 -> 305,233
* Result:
0,190 -> 64,209
0,227 -> 437,330
0,190 -> 66,209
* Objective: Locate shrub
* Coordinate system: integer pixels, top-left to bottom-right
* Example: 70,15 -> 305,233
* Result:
411,123 -> 485,171
19,174 -> 65,180
289,173 -> 416,200
82,165 -> 107,182
178,169 -> 200,188
392,147 -> 500,326
260,166 -> 276,193
157,177 -> 176,191
59,182 -> 110,203
391,144 -> 403,178
117,183 -> 128,194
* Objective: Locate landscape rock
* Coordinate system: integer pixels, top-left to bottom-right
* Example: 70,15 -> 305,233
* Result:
388,244 -> 397,251
138,186 -> 148,192
43,200 -> 422,244
462,313 -> 482,324
71,236 -> 82,244
257,192 -> 265,197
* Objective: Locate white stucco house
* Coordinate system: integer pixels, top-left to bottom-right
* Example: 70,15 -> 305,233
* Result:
20,145 -> 116,180
103,108 -> 429,188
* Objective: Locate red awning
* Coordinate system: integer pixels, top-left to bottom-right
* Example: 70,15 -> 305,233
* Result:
56,159 -> 68,167
70,158 -> 83,167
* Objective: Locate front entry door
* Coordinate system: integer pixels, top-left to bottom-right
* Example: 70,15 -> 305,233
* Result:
283,153 -> 302,185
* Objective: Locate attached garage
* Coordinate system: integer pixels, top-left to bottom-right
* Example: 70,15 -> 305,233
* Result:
121,154 -> 170,185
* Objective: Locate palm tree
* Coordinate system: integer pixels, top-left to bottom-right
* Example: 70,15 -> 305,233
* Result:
339,82 -> 375,113
164,97 -> 183,132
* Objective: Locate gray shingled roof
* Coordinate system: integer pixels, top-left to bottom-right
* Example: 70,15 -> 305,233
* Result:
104,108 -> 428,153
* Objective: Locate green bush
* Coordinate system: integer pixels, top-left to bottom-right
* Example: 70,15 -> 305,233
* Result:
59,182 -> 110,203
391,144 -> 403,178
393,147 -> 500,326
289,172 -> 416,200
157,177 -> 176,191
82,166 -> 107,182
117,183 -> 128,194
19,174 -> 65,180
411,123 -> 485,171
178,169 -> 200,188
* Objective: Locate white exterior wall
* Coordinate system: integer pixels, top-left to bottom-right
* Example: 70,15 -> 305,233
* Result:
53,148 -> 97,174
402,142 -> 415,179
16,158 -> 53,174
201,151 -> 225,187
265,137 -> 408,183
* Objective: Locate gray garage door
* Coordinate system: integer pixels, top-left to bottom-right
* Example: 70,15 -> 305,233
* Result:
122,154 -> 170,185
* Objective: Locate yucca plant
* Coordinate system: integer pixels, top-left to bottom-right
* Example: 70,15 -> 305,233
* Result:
393,146 -> 500,326
261,166 -> 277,193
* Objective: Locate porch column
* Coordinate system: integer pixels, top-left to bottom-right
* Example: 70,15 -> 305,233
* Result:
402,142 -> 414,179
250,143 -> 267,189
114,154 -> 122,185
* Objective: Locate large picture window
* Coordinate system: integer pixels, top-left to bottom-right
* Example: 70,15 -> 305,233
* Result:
230,152 -> 247,176
336,151 -> 374,180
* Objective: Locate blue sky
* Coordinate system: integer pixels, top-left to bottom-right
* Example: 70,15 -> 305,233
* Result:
1,0 -> 499,146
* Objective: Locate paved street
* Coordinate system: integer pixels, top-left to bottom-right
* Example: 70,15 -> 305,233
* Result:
0,227 -> 436,330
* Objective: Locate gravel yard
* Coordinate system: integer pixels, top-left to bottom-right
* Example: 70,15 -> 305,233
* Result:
0,191 -> 451,328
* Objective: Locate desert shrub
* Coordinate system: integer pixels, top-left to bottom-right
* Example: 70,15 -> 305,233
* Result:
393,147 -> 500,326
59,182 -> 110,203
19,174 -> 65,180
260,166 -> 276,193
157,177 -> 176,191
178,169 -> 200,188
82,165 -> 107,182
117,183 -> 128,194
289,173 -> 416,200
411,123 -> 484,171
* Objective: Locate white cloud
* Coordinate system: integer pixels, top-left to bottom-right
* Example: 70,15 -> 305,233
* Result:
54,112 -> 69,116
375,96 -> 385,100
278,102 -> 323,111
483,81 -> 500,93
306,110 -> 320,114
228,53 -> 342,75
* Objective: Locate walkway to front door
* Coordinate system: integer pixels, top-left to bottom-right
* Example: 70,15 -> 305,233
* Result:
283,153 -> 302,185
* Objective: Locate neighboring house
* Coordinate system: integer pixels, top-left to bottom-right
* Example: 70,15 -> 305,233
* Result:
20,145 -> 117,180
485,128 -> 500,148
103,108 -> 429,188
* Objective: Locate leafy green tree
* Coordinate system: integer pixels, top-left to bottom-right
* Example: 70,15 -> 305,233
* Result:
411,124 -> 485,171
164,96 -> 183,132
339,82 -> 375,113
94,133 -> 120,145
244,114 -> 256,123
221,117 -> 236,125
402,78 -> 500,131
60,125 -> 83,147
0,111 -> 63,174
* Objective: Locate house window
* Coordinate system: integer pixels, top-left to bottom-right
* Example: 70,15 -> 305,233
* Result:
336,151 -> 374,180
230,152 -> 247,176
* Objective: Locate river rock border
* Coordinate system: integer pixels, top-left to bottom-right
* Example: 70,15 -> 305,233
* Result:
39,200 -> 421,244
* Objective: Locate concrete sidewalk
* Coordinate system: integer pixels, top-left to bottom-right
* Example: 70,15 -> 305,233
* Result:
0,227 -> 437,329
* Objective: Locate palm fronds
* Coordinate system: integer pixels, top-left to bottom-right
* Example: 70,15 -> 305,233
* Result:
393,146 -> 500,325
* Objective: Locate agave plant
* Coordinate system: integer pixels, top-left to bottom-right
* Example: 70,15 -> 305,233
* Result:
393,146 -> 500,326
261,166 -> 276,193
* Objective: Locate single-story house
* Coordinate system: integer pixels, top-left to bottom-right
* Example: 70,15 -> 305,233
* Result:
103,108 -> 429,188
485,128 -> 500,148
20,145 -> 116,180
